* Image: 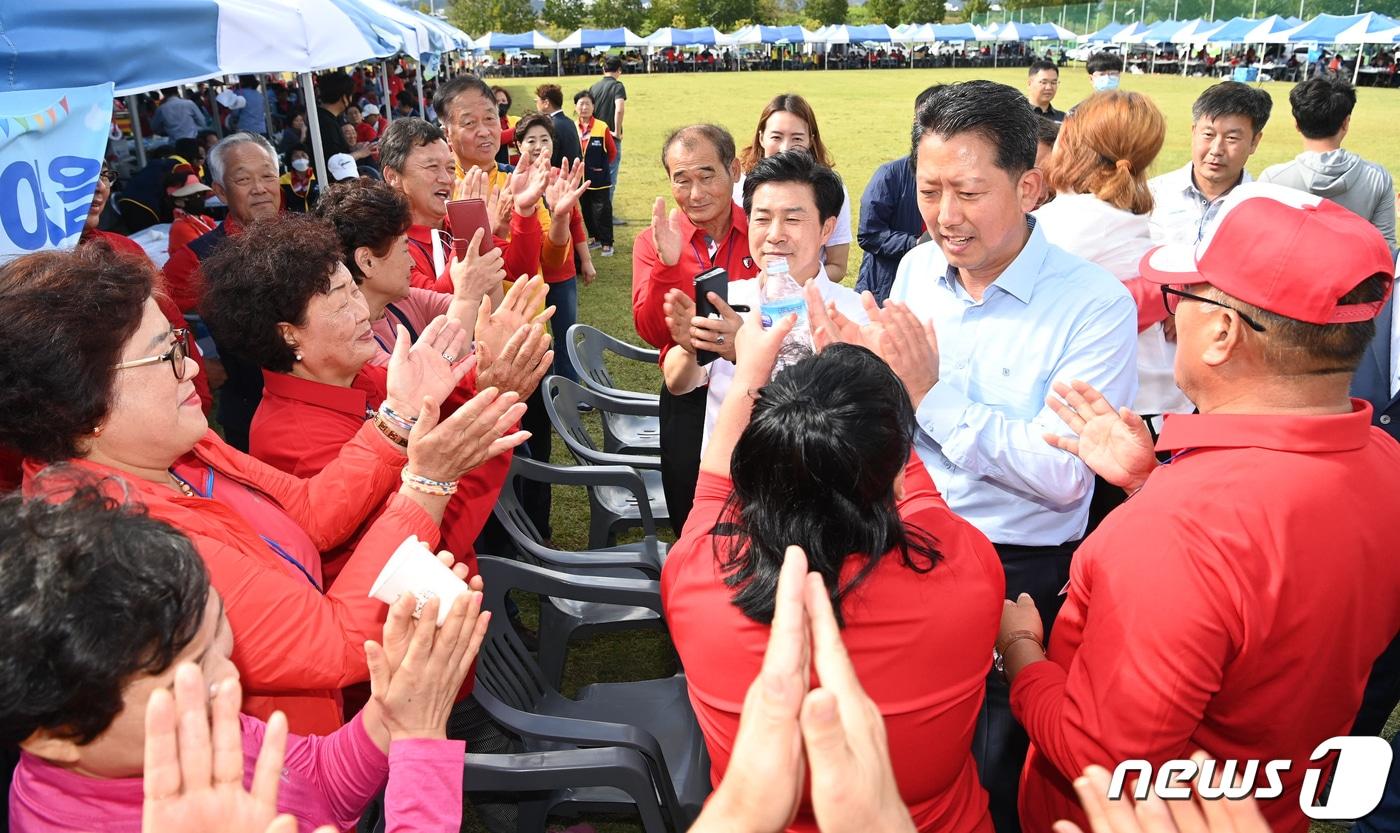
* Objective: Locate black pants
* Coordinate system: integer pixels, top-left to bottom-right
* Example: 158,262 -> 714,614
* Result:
659,384 -> 708,537
1353,628 -> 1400,736
974,540 -> 1078,833
580,187 -> 613,246
518,384 -> 553,540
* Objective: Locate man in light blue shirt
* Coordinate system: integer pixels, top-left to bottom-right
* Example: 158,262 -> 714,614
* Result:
150,88 -> 205,141
233,75 -> 267,137
886,80 -> 1138,833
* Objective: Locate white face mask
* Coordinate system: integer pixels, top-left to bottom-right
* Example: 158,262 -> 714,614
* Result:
291,158 -> 310,172
1093,74 -> 1121,92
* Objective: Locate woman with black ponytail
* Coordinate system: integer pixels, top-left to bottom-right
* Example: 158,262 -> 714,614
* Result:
661,308 -> 1005,833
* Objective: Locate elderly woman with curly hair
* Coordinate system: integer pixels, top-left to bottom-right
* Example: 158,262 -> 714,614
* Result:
201,212 -> 552,579
0,243 -> 527,735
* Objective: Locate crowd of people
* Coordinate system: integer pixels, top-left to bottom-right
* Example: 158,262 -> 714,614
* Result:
0,47 -> 1398,833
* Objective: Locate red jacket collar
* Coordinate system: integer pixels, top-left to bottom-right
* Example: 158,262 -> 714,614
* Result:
1155,399 -> 1376,454
260,367 -> 387,417
674,201 -> 748,250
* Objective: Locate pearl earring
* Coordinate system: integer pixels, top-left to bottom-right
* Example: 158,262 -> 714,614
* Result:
295,352 -> 303,362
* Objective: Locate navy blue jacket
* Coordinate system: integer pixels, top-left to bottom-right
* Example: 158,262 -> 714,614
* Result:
856,157 -> 924,303
1352,292 -> 1399,442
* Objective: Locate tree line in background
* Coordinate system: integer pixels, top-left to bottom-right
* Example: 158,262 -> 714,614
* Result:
447,0 -> 1400,38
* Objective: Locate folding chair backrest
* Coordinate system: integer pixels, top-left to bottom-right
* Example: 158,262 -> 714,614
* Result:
567,324 -> 660,400
475,562 -> 553,712
542,375 -> 604,457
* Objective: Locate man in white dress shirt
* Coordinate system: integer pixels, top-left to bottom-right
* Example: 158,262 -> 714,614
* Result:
663,150 -> 869,454
1148,81 -> 1273,245
885,80 -> 1138,833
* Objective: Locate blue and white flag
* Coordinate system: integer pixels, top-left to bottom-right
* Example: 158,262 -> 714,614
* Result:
0,83 -> 114,259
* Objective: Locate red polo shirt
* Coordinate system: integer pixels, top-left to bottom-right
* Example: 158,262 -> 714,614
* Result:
1013,401 -> 1400,833
249,366 -> 508,585
631,202 -> 757,359
406,209 -> 543,294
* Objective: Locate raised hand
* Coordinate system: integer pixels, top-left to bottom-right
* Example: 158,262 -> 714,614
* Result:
406,388 -> 531,483
477,318 -> 554,400
142,666 -> 294,833
545,157 -> 590,220
732,306 -> 796,385
365,590 -> 491,742
474,275 -> 553,365
488,178 -> 513,237
511,153 -> 550,216
1043,380 -> 1157,493
651,197 -> 684,267
662,288 -> 697,353
872,301 -> 939,407
448,229 -> 506,304
452,166 -> 489,203
384,318 -> 472,417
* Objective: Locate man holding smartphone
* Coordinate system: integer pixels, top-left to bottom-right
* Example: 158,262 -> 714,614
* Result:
632,125 -> 759,533
661,150 -> 869,462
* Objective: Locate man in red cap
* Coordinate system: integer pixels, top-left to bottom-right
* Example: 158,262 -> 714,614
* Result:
997,182 -> 1400,833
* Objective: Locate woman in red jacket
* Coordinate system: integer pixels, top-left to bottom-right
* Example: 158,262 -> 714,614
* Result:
0,244 -> 528,736
662,312 -> 1005,833
200,213 -> 550,580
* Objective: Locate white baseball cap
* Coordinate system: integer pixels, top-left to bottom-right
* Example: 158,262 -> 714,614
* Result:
362,103 -> 381,116
328,153 -> 359,182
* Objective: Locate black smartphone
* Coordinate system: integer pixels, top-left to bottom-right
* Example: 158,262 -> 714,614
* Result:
693,267 -> 729,366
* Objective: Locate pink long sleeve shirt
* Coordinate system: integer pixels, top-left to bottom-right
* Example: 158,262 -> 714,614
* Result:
8,713 -> 465,833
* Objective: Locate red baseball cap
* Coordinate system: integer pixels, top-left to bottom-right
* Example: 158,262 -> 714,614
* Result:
1139,182 -> 1395,325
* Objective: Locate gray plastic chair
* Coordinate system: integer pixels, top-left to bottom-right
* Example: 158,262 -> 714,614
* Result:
550,370 -> 661,456
541,377 -> 669,548
472,556 -> 710,832
566,323 -> 662,403
493,456 -> 667,687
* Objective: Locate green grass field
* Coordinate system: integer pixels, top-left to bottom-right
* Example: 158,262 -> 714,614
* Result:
469,68 -> 1399,832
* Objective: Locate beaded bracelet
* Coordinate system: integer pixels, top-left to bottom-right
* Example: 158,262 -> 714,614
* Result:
380,403 -> 418,434
401,469 -> 458,497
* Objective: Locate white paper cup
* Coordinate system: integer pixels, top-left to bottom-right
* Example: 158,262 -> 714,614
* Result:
368,535 -> 468,626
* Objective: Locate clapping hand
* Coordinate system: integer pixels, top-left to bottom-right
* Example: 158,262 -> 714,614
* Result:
510,153 -> 550,216
452,166 -> 489,203
405,386 -> 531,483
662,289 -> 697,354
365,589 -> 491,742
731,306 -> 796,386
448,229 -> 506,305
1043,380 -> 1157,493
384,317 -> 473,418
544,157 -> 590,219
804,286 -> 939,406
141,665 -> 336,833
650,197 -> 685,267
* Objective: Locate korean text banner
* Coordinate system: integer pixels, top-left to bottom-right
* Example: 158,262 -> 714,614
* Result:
0,83 -> 115,259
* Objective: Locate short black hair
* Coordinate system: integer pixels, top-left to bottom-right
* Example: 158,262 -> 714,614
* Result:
378,117 -> 445,173
741,150 -> 844,225
0,484 -> 210,746
200,214 -> 346,373
318,70 -> 354,105
604,57 -> 623,73
661,124 -> 737,174
1289,76 -> 1356,140
911,80 -> 1038,176
1086,51 -> 1124,74
238,75 -> 259,89
914,84 -> 944,112
573,89 -> 594,104
1036,115 -> 1061,148
1192,80 -> 1273,135
434,74 -> 494,124
1029,59 -> 1058,76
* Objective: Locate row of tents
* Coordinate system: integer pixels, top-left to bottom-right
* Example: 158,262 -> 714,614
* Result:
1081,11 -> 1400,45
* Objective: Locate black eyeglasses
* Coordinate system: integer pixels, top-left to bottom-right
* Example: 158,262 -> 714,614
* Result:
113,328 -> 192,381
100,169 -> 118,184
1161,286 -> 1267,333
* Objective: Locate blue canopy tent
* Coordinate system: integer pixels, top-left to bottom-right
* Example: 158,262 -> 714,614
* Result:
934,22 -> 981,41
1204,16 -> 1262,43
474,30 -> 562,73
1286,12 -> 1371,43
1244,14 -> 1304,42
557,27 -> 648,48
1080,21 -> 1127,42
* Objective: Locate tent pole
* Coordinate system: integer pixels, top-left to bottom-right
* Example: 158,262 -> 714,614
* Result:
381,60 -> 394,125
126,95 -> 148,170
416,60 -> 427,117
262,74 -> 276,138
301,72 -> 330,187
1352,44 -> 1362,83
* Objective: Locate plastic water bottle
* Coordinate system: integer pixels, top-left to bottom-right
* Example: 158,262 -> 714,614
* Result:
759,257 -> 812,375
